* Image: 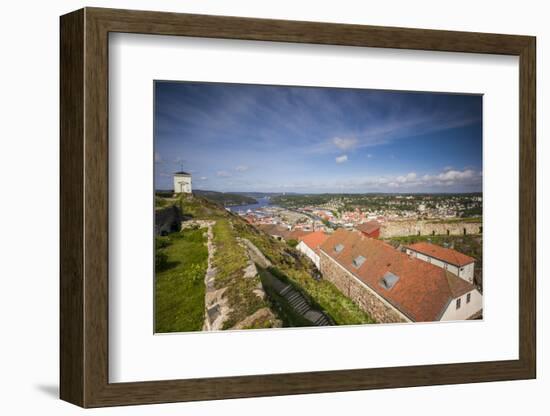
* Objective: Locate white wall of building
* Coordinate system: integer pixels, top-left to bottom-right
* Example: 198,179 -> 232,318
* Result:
173,175 -> 192,193
297,241 -> 320,268
458,262 -> 475,283
439,289 -> 483,321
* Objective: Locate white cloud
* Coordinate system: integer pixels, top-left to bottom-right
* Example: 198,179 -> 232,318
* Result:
355,168 -> 480,191
199,176 -> 208,180
367,154 -> 373,158
216,170 -> 231,177
154,152 -> 162,163
435,169 -> 476,182
335,155 -> 348,164
235,165 -> 249,172
396,172 -> 417,183
332,137 -> 358,151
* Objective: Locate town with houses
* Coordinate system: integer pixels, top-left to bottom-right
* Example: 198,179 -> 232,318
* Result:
155,172 -> 483,331
231,194 -> 483,323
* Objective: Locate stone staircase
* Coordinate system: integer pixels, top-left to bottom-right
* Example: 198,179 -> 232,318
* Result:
240,237 -> 332,327
279,284 -> 332,326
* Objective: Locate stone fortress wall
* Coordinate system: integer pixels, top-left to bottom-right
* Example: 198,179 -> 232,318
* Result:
380,220 -> 482,238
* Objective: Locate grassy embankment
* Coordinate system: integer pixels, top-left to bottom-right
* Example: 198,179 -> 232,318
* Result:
177,195 -> 276,329
164,194 -> 374,328
154,227 -> 208,333
211,219 -> 271,329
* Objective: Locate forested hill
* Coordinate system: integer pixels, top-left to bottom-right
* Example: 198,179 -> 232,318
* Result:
192,190 -> 257,206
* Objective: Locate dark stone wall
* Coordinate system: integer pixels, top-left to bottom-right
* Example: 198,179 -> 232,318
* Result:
155,205 -> 182,236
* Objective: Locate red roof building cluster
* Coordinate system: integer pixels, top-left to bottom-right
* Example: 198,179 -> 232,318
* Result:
319,229 -> 475,322
406,242 -> 475,267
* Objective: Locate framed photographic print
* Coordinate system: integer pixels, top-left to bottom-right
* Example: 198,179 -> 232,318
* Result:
60,7 -> 536,408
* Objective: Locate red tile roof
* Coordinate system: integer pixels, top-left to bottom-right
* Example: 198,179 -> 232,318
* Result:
320,229 -> 475,322
299,231 -> 330,253
406,242 -> 475,267
257,224 -> 309,241
288,229 -> 310,241
257,224 -> 288,237
356,220 -> 381,234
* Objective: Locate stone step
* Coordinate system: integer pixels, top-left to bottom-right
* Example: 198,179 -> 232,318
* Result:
296,303 -> 311,315
292,298 -> 308,311
286,292 -> 301,303
288,295 -> 305,306
280,285 -> 293,296
315,318 -> 330,326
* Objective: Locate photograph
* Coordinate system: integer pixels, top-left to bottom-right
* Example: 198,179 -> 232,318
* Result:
153,81 -> 484,333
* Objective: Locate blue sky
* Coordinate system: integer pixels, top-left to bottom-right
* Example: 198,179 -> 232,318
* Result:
154,81 -> 482,193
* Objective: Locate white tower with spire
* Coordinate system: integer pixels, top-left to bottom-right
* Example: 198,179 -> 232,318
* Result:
173,171 -> 192,194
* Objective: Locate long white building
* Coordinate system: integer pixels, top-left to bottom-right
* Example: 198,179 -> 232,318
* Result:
405,242 -> 475,284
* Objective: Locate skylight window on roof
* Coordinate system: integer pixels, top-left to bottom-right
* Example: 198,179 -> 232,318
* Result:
380,271 -> 400,290
353,255 -> 366,268
334,244 -> 344,253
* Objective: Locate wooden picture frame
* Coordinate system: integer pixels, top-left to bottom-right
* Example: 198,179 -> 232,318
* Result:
60,7 -> 536,408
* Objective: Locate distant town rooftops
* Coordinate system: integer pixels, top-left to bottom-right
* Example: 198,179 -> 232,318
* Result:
406,242 -> 475,267
257,224 -> 309,241
319,229 -> 475,322
174,171 -> 191,176
356,220 -> 381,234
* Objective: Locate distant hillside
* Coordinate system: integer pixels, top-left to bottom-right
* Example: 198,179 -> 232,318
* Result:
232,191 -> 299,198
193,190 -> 257,206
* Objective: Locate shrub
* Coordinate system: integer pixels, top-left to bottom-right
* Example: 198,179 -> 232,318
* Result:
189,263 -> 205,285
156,249 -> 169,271
286,239 -> 298,248
155,236 -> 171,250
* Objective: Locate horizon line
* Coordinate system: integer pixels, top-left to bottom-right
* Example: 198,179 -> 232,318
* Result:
155,188 -> 482,195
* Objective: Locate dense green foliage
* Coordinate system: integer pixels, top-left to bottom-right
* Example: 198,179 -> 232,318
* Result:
286,239 -> 298,248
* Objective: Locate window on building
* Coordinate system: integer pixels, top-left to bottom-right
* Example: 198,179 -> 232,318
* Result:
334,244 -> 344,253
456,298 -> 461,309
466,293 -> 471,303
380,272 -> 400,290
352,255 -> 366,268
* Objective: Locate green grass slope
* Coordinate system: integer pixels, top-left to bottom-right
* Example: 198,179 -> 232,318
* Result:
154,228 -> 208,333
